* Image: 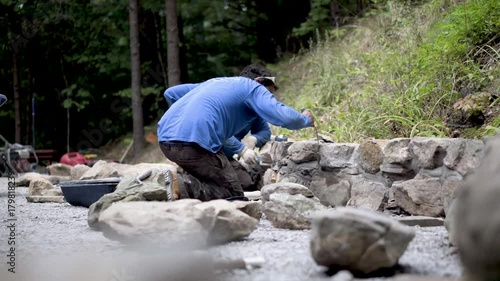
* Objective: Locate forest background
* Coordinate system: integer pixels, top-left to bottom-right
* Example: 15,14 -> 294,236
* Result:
0,0 -> 498,160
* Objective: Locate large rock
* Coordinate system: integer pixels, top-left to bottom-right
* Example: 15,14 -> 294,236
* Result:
88,168 -> 174,229
383,138 -> 411,164
98,199 -> 259,248
310,207 -> 415,273
358,138 -> 388,174
70,164 -> 90,180
120,163 -> 178,178
47,163 -> 72,176
287,141 -> 320,164
453,135 -> 500,280
349,177 -> 388,211
194,200 -> 259,244
409,137 -> 483,175
26,178 -> 65,203
319,143 -> 358,169
16,172 -> 65,186
392,175 -> 444,217
309,172 -> 351,207
98,200 -> 212,248
268,141 -> 293,166
28,178 -> 57,196
232,200 -> 263,220
80,160 -> 120,180
263,193 -> 328,230
275,160 -> 319,187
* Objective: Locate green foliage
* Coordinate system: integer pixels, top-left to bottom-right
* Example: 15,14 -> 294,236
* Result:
453,92 -> 493,117
274,0 -> 499,142
293,0 -> 332,37
61,84 -> 91,111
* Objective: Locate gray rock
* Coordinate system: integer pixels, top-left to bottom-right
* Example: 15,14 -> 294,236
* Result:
98,200 -> 211,248
259,142 -> 273,164
25,195 -> 66,203
263,193 -> 328,230
70,164 -> 90,180
119,163 -> 178,178
396,216 -> 444,227
41,187 -> 63,197
310,207 -> 415,274
409,137 -> 483,176
263,168 -> 278,185
380,163 -> 412,175
454,135 -> 500,280
28,178 -> 55,196
80,160 -> 120,180
444,198 -> 457,246
309,172 -> 351,207
441,179 -> 462,214
276,160 -> 320,187
269,141 -> 293,166
452,139 -> 483,176
98,199 -> 259,248
287,141 -> 320,164
232,200 -> 263,220
195,200 -> 259,245
47,163 -> 72,177
88,168 -> 173,229
349,177 -> 387,211
393,177 -> 444,217
330,270 -> 354,281
16,172 -> 62,186
409,137 -> 459,169
383,138 -> 411,164
320,143 -> 358,169
260,182 -> 314,202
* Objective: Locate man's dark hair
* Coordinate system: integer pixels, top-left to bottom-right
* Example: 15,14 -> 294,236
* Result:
240,63 -> 273,79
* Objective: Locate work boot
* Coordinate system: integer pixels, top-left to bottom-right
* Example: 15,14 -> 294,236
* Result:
163,169 -> 180,201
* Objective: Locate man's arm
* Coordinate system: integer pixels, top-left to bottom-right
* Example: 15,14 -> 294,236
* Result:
247,85 -> 312,130
163,83 -> 200,107
249,118 -> 271,148
222,136 -> 245,158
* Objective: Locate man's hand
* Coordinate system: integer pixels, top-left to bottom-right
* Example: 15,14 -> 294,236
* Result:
239,147 -> 260,170
301,109 -> 315,127
242,135 -> 258,149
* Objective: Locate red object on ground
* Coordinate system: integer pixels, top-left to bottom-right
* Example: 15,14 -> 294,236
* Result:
60,152 -> 88,166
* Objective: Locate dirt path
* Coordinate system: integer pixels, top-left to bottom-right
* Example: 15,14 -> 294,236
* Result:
0,177 -> 462,281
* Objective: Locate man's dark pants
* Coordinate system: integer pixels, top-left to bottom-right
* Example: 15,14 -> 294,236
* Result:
229,159 -> 264,191
160,142 -> 245,201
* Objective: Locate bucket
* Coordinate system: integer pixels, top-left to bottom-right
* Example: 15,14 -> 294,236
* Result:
59,178 -> 121,207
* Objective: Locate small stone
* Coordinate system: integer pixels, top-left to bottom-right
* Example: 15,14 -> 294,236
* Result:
396,216 -> 444,227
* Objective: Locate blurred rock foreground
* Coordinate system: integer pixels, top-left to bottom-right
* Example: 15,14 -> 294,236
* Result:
13,135 -> 500,280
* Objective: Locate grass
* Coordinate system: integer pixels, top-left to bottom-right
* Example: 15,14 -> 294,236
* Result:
271,0 -> 499,142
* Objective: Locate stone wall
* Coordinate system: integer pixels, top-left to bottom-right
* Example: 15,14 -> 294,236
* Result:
260,137 -> 484,218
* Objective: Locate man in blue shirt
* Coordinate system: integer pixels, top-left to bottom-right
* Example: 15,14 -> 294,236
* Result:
163,65 -> 273,191
158,64 -> 314,201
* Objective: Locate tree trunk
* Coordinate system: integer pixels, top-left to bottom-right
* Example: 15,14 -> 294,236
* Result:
153,13 -> 167,87
25,61 -> 32,146
357,0 -> 364,16
330,0 -> 341,28
12,50 -> 21,144
166,0 -> 181,86
129,0 -> 144,157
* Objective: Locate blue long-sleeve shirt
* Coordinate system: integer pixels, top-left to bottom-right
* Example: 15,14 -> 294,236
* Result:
163,81 -> 272,156
158,77 -> 310,154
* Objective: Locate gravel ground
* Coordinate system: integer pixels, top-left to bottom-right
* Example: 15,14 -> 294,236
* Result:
0,177 -> 463,281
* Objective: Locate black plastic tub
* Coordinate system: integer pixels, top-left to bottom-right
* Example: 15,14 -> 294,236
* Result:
59,178 -> 121,208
